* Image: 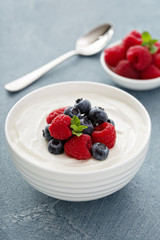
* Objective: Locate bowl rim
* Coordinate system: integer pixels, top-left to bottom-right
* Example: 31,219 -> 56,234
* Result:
5,81 -> 151,176
101,40 -> 160,84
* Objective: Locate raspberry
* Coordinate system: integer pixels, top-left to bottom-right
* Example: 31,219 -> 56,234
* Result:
46,107 -> 67,124
115,60 -> 140,79
91,122 -> 116,149
127,45 -> 152,71
130,30 -> 142,38
140,64 -> 160,79
49,114 -> 72,140
155,42 -> 160,47
153,53 -> 160,68
155,42 -> 160,54
123,31 -> 142,50
64,134 -> 92,160
104,44 -> 126,67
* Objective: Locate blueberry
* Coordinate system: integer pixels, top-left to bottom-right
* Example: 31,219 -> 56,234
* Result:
48,139 -> 64,155
88,107 -> 108,126
64,106 -> 81,118
80,117 -> 93,135
42,124 -> 52,141
91,143 -> 109,160
107,118 -> 115,126
74,98 -> 91,114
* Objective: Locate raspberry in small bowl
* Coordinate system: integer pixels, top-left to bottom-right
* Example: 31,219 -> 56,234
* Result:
101,30 -> 160,90
5,82 -> 151,201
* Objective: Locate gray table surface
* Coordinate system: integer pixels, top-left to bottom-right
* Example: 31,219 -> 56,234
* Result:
1,0 -> 160,239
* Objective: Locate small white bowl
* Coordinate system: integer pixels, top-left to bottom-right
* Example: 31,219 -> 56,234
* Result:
101,40 -> 160,90
5,82 -> 151,201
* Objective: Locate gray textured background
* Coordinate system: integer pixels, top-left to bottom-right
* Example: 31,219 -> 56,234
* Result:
1,0 -> 160,239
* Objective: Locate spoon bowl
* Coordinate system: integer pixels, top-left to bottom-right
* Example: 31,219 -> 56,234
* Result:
76,24 -> 113,55
4,24 -> 113,92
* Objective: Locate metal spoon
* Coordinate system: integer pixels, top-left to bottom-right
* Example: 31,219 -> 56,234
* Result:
4,23 -> 113,92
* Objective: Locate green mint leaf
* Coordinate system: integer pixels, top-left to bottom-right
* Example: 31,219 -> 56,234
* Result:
141,42 -> 150,47
142,31 -> 151,42
150,39 -> 158,44
150,45 -> 158,54
70,115 -> 88,137
76,125 -> 88,132
70,125 -> 78,131
70,124 -> 87,133
141,31 -> 159,54
71,115 -> 81,126
72,130 -> 82,137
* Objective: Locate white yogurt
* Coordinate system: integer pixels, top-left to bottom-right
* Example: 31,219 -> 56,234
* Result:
10,93 -> 147,172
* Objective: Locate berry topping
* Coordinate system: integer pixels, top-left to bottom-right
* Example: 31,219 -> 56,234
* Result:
91,143 -> 109,160
80,117 -> 93,135
127,45 -> 152,71
42,124 -> 53,141
49,114 -> 72,140
64,106 -> 81,118
92,122 -> 116,149
64,134 -> 92,160
140,64 -> 160,79
46,107 -> 67,124
48,139 -> 64,155
43,99 -> 116,160
104,44 -> 126,67
88,107 -> 108,126
115,60 -> 140,79
74,98 -> 91,114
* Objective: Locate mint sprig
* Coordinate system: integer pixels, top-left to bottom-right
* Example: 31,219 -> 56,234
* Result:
70,116 -> 88,137
141,31 -> 158,54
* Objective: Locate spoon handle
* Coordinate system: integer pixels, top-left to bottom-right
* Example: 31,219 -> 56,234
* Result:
4,50 -> 77,92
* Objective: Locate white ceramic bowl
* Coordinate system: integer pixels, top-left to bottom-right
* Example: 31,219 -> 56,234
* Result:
100,40 -> 160,90
5,82 -> 151,201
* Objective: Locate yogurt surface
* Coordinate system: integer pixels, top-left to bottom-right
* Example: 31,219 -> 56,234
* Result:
10,92 -> 148,172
